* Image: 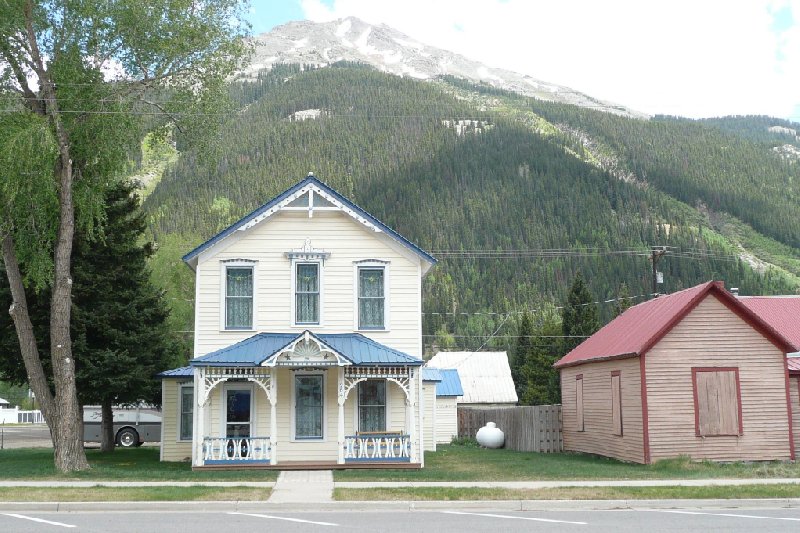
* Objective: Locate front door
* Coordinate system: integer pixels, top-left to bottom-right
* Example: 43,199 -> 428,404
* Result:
226,388 -> 251,458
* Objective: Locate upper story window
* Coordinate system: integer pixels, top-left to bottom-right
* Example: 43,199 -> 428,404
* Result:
286,240 -> 329,327
357,263 -> 388,330
225,265 -> 254,330
295,263 -> 320,325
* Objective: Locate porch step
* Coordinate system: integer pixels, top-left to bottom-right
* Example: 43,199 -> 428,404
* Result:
268,470 -> 333,503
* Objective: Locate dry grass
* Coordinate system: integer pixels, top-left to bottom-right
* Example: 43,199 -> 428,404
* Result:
334,484 -> 800,501
0,487 -> 271,502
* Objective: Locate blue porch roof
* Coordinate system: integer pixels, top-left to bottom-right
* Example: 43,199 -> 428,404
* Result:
436,369 -> 464,397
182,176 -> 436,267
157,366 -> 193,378
189,331 -> 423,367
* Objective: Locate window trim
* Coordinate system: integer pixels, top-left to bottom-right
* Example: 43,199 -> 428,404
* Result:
691,367 -> 743,437
356,380 -> 389,433
291,371 -> 327,442
354,260 -> 390,331
611,370 -> 622,437
292,261 -> 322,326
576,374 -> 584,432
178,383 -> 194,442
220,260 -> 257,331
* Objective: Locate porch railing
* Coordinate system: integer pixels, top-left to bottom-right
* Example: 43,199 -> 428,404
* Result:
202,436 -> 271,464
343,433 -> 411,462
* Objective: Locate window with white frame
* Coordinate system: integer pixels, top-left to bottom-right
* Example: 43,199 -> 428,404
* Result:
179,385 -> 193,441
294,374 -> 324,439
358,380 -> 386,432
225,265 -> 253,329
358,266 -> 386,329
295,262 -> 320,324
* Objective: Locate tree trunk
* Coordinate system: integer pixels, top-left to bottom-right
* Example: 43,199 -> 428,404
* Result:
1,233 -> 56,423
20,0 -> 89,472
101,400 -> 115,453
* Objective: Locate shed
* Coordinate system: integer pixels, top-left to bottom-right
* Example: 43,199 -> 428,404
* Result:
421,367 -> 443,452
427,352 -> 517,408
434,369 -> 464,444
0,397 -> 10,408
738,295 -> 800,455
555,281 -> 797,464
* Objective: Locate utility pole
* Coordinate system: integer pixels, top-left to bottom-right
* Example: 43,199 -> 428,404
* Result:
651,246 -> 667,298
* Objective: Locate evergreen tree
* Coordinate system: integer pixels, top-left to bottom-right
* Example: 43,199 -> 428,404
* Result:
511,311 -> 534,401
614,282 -> 633,317
72,182 -> 181,452
562,272 -> 600,354
520,308 -> 562,405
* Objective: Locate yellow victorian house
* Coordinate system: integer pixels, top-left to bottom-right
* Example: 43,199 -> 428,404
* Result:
159,175 -> 436,469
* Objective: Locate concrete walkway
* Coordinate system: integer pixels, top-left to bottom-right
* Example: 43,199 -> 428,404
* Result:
267,470 -> 333,503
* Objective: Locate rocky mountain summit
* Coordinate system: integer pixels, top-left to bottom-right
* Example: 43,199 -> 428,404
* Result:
247,17 -> 645,118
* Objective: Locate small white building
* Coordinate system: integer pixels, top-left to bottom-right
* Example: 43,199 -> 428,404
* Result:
433,368 -> 463,444
427,352 -> 517,409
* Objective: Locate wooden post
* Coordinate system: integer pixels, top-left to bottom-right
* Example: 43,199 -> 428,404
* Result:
194,367 -> 204,467
269,368 -> 278,465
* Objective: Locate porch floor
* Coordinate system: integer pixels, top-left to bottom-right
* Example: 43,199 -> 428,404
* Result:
193,461 -> 422,471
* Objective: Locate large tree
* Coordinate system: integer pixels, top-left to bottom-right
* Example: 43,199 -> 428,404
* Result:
0,0 -> 248,471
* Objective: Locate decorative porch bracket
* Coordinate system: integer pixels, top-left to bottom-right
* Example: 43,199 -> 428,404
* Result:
197,366 -> 275,406
339,366 -> 413,404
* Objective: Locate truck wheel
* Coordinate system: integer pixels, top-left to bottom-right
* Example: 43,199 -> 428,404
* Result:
117,427 -> 139,448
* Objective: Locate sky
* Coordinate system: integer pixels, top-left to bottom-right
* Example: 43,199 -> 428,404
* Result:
247,0 -> 800,121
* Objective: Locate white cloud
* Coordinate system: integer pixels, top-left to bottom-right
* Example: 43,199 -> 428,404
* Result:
299,0 -> 800,119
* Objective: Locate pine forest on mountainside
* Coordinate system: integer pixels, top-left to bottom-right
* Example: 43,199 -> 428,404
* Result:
142,63 -> 800,356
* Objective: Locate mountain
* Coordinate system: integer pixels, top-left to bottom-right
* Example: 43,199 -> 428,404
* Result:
247,18 -> 644,118
141,60 -> 800,358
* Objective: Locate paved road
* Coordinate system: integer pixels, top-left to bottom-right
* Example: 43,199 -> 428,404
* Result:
0,424 -> 52,449
1,507 -> 799,532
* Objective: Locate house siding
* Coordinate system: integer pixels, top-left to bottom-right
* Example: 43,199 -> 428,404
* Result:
422,382 -> 436,451
160,379 -> 193,462
194,210 -> 422,358
435,397 -> 458,444
560,358 -> 645,463
791,375 -> 800,454
645,295 -> 792,462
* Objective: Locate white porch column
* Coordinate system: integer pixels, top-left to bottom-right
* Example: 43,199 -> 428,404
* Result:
269,367 -> 278,465
337,366 -> 345,464
418,367 -> 425,467
193,367 -> 205,467
408,368 -> 417,463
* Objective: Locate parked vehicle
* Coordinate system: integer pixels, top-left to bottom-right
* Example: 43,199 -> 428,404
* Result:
83,406 -> 161,447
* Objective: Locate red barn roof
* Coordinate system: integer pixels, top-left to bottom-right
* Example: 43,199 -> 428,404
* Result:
738,296 -> 800,348
554,281 -> 798,369
738,295 -> 800,374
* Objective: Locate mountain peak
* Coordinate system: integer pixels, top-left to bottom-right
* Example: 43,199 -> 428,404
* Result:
246,18 -> 644,118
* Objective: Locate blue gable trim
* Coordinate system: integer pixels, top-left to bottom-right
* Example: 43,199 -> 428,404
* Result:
182,176 -> 436,267
189,331 -> 423,367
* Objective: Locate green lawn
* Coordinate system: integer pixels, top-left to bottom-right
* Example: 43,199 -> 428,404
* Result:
334,444 -> 800,481
0,448 -> 278,481
334,484 -> 800,501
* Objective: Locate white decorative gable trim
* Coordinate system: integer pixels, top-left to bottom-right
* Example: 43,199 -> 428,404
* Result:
237,184 -> 383,234
265,331 -> 350,367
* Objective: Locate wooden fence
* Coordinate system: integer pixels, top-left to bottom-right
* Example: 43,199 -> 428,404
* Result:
457,405 -> 562,452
